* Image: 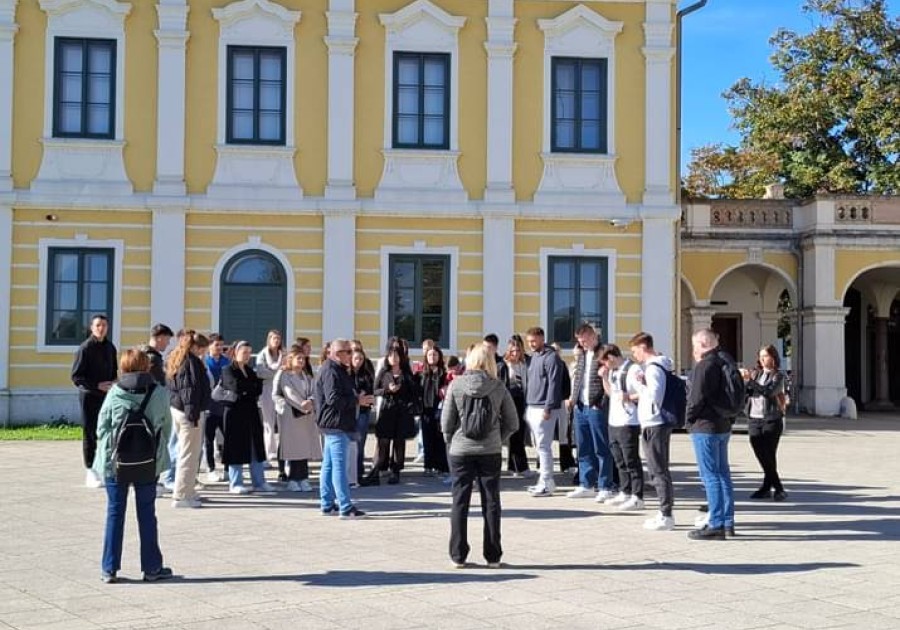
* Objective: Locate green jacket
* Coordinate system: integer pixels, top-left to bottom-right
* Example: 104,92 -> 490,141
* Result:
92,372 -> 173,481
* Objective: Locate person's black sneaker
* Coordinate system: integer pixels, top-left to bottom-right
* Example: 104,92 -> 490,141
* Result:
750,488 -> 771,499
387,472 -> 400,485
773,490 -> 788,502
340,506 -> 366,520
360,470 -> 380,487
321,503 -> 339,515
725,526 -> 736,538
277,473 -> 288,483
698,503 -> 709,513
688,526 -> 726,541
101,571 -> 117,584
142,567 -> 174,582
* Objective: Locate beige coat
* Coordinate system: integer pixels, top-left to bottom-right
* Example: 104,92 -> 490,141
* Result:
272,370 -> 322,461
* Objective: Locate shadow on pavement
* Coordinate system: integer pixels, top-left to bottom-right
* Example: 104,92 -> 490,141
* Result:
733,518 -> 900,541
607,561 -> 860,574
167,570 -> 537,587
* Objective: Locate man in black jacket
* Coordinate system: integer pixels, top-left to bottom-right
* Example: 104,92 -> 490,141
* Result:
483,334 -> 509,387
71,314 -> 118,488
316,339 -> 374,519
686,328 -> 735,540
143,323 -> 173,386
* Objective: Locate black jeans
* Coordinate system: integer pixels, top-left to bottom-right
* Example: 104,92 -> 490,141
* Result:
287,459 -> 309,482
506,395 -> 529,473
374,438 -> 406,473
609,425 -> 643,498
749,418 -> 784,492
449,453 -> 502,564
204,413 -> 224,471
422,408 -> 449,473
80,392 -> 105,468
643,425 -> 674,516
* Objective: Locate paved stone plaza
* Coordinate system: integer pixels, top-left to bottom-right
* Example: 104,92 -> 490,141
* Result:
2,416 -> 900,630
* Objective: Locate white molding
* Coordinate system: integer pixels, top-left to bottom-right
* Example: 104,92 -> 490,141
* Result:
324,7 -> 358,199
483,1 -> 516,204
538,245 -> 617,344
379,243 -> 459,355
642,0 -> 674,207
321,211 -> 356,341
376,0 -> 466,204
535,5 -> 624,208
153,0 -> 189,196
210,237 -> 295,340
641,217 -> 674,355
150,206 -> 185,331
482,215 -> 514,340
36,236 -> 124,353
36,0 -> 132,196
210,0 -> 301,200
0,0 -> 17,192
0,205 -> 11,390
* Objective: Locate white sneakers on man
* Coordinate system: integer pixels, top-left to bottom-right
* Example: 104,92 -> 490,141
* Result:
602,491 -> 627,505
694,513 -> 710,529
643,512 -> 675,531
594,489 -> 616,503
206,471 -> 224,483
529,484 -> 556,497
617,496 -> 645,511
566,486 -> 594,499
172,498 -> 202,508
229,485 -> 250,495
85,469 -> 103,488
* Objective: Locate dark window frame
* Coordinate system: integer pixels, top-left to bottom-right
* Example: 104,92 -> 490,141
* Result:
391,52 -> 451,150
388,254 -> 451,347
52,37 -> 117,140
225,45 -> 288,146
547,256 -> 609,349
550,56 -> 608,154
46,247 -> 115,346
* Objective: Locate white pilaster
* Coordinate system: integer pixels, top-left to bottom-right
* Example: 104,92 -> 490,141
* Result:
482,215 -> 514,340
642,0 -> 675,207
0,205 -> 11,403
800,306 -> 849,416
325,2 -> 357,200
153,0 -> 189,196
322,211 -> 356,341
0,0 -> 17,192
150,207 -> 186,331
483,0 -> 516,204
641,217 -> 676,356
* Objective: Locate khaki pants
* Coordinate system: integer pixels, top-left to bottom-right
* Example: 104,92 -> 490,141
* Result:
173,408 -> 204,501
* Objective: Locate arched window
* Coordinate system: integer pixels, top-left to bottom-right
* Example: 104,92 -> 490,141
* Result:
219,250 -> 287,350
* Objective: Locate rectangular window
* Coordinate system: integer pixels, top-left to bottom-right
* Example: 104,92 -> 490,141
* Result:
226,46 -> 287,145
46,248 -> 114,346
548,256 -> 608,348
389,255 -> 450,346
551,57 -> 608,154
53,38 -> 116,139
392,52 -> 450,150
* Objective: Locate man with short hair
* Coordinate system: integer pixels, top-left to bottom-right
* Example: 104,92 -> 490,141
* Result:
203,333 -> 230,483
316,338 -> 374,519
629,332 -> 677,531
566,324 -> 616,501
483,334 -> 509,387
686,329 -> 736,540
71,314 -> 118,488
143,324 -> 174,386
524,327 -> 562,496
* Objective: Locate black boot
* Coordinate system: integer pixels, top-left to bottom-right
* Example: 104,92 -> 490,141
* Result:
388,471 -> 400,485
360,469 -> 380,487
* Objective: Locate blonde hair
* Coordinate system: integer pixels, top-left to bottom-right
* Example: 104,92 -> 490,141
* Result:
465,342 -> 498,379
165,330 -> 209,380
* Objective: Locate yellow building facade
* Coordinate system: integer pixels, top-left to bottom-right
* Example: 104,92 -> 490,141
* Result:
0,0 -> 681,423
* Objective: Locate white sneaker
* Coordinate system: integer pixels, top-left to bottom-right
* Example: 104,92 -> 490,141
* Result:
643,512 -> 675,531
254,483 -> 276,492
299,479 -> 314,493
162,480 -> 175,491
85,469 -> 103,488
206,471 -> 223,483
694,513 -> 710,529
603,491 -> 628,505
285,481 -> 301,492
595,489 -> 616,503
172,498 -> 202,508
618,496 -> 645,511
566,486 -> 594,499
529,485 -> 555,497
564,467 -> 579,476
413,454 -> 425,464
229,485 -> 249,495
521,469 -> 538,480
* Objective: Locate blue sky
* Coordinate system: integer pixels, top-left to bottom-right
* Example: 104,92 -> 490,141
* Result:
679,0 -> 899,174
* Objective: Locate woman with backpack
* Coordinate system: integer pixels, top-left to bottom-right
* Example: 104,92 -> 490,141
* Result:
742,344 -> 788,502
272,349 -> 321,492
94,348 -> 173,583
441,343 -> 519,568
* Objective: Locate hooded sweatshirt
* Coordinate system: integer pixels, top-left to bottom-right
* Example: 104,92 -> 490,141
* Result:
635,354 -> 675,428
441,370 -> 519,457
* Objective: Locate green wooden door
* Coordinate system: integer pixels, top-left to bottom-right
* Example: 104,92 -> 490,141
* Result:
220,250 -> 287,350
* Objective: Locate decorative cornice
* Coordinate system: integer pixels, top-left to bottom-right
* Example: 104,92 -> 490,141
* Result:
485,16 -> 516,42
156,3 -> 188,32
39,0 -> 130,19
484,41 -> 517,58
379,0 -> 465,34
324,35 -> 358,55
212,0 -> 300,29
326,10 -> 356,38
538,4 -> 623,39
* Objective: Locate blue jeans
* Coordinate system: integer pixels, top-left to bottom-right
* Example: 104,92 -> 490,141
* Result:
573,406 -> 613,490
164,429 -> 178,484
102,478 -> 163,575
355,410 -> 371,481
691,432 -> 734,528
320,432 -> 353,514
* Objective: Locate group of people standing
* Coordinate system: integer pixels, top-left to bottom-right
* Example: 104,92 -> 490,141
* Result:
73,313 -> 789,577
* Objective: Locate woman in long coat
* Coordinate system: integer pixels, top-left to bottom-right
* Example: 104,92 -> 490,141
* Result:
222,341 -> 273,494
273,349 -> 322,492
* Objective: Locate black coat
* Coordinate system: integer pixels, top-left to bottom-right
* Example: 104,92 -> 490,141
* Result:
374,367 -> 419,440
71,336 -> 118,398
167,353 -> 212,424
315,359 -> 358,433
418,368 -> 445,415
221,363 -> 266,466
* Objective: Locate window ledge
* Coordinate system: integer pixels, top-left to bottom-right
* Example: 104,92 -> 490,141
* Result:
207,143 -> 303,201
534,152 -> 626,209
375,148 -> 467,205
32,137 -> 132,196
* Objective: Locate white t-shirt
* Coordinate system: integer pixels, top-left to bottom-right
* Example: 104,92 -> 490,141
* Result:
608,360 -> 642,427
581,349 -> 594,406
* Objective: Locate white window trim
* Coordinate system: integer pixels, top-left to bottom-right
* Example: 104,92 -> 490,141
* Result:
380,244 -> 458,355
539,246 -> 617,345
375,0 -> 467,205
37,236 -> 124,354
210,237 -> 295,341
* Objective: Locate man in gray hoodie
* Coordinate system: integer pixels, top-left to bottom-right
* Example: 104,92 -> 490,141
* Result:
523,327 -> 563,496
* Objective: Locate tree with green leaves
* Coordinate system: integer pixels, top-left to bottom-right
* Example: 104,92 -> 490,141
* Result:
685,0 -> 900,200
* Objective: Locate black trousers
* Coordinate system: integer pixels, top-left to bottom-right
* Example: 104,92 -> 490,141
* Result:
609,425 -> 643,498
80,392 -> 105,468
506,397 -> 529,473
643,426 -> 674,516
422,409 -> 449,473
374,438 -> 406,473
204,413 -> 224,471
749,418 -> 784,492
449,453 -> 502,564
287,459 -> 309,482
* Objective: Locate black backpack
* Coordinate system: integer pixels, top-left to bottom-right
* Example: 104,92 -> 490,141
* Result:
112,385 -> 159,484
715,350 -> 746,419
460,394 -> 494,440
648,363 -> 687,429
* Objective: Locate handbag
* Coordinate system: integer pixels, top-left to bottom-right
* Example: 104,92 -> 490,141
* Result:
211,383 -> 237,403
